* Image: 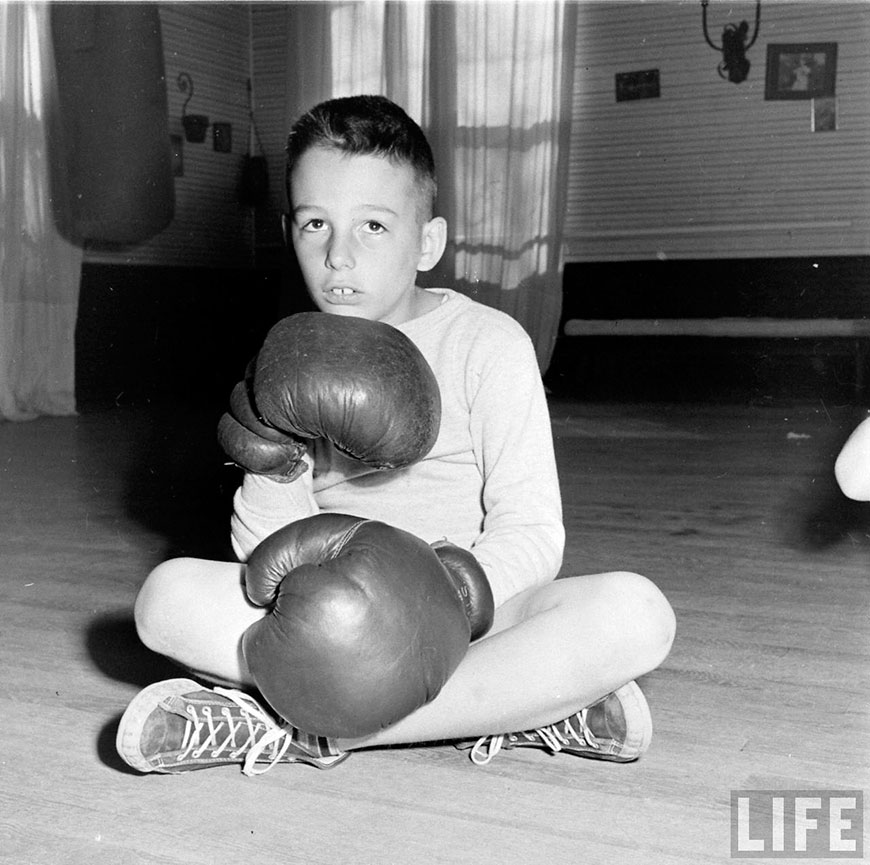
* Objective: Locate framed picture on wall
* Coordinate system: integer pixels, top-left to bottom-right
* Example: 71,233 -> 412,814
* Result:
765,43 -> 837,100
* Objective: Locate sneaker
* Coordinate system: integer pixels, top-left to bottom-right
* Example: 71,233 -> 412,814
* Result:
115,678 -> 349,776
460,681 -> 653,766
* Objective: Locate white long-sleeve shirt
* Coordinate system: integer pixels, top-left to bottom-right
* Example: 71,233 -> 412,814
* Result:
231,288 -> 564,609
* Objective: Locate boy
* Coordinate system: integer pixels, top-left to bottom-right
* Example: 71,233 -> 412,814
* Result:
117,95 -> 675,774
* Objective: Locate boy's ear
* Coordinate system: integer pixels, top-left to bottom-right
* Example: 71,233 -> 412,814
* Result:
281,213 -> 290,247
417,216 -> 447,273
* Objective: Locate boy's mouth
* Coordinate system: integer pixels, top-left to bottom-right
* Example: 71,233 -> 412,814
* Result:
323,285 -> 360,303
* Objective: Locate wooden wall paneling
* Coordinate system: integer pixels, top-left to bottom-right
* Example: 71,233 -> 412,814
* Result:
77,2 -> 870,269
565,1 -> 870,262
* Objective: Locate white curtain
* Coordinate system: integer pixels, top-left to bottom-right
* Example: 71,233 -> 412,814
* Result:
0,2 -> 82,421
286,0 -> 576,372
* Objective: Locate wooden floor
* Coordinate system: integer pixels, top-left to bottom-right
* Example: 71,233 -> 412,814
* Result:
2,396 -> 868,864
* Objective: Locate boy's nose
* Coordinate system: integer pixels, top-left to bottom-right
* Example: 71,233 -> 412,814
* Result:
325,233 -> 355,270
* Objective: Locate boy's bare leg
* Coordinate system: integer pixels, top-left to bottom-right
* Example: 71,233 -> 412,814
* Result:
340,571 -> 675,749
134,558 -> 264,687
135,560 -> 675,747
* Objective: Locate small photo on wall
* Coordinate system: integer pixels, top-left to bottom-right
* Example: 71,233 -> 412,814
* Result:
812,97 -> 837,132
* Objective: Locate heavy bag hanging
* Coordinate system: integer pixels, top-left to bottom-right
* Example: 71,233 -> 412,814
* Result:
50,4 -> 174,246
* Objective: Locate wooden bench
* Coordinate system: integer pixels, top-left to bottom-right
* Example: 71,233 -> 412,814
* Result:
563,317 -> 870,396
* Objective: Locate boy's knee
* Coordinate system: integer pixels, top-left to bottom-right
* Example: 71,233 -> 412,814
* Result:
605,571 -> 676,665
133,558 -> 196,655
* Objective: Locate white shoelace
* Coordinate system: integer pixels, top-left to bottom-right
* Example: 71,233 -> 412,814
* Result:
468,708 -> 600,766
175,687 -> 293,776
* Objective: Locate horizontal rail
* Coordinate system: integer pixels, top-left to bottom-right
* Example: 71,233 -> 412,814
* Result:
564,317 -> 870,339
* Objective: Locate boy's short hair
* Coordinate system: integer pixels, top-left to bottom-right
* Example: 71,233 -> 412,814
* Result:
285,95 -> 437,219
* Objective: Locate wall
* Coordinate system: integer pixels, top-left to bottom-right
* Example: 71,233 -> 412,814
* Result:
75,265 -> 285,408
248,2 -> 296,258
75,4 -> 299,406
565,0 -> 870,262
73,2 -> 870,405
84,3 -> 257,268
85,2 -> 870,268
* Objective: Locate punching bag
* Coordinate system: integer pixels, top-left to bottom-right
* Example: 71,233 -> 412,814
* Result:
50,4 -> 174,246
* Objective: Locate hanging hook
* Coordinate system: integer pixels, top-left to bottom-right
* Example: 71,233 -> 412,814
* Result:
177,71 -> 208,142
177,72 -> 194,118
700,0 -> 720,51
701,0 -> 761,83
745,1 -> 761,50
701,0 -> 761,50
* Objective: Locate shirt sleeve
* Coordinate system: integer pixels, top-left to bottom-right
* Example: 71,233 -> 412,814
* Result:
465,323 -> 565,608
229,452 -> 319,560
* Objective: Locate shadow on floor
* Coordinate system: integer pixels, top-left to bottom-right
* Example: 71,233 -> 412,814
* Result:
86,610 -> 184,688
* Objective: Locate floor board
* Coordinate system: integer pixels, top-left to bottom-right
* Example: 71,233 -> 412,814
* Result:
1,398 -> 867,864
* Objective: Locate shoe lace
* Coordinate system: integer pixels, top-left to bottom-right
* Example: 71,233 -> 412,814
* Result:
175,687 -> 293,776
468,708 -> 600,766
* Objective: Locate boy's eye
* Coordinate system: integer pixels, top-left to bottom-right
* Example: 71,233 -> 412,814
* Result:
302,218 -> 326,231
364,220 -> 386,234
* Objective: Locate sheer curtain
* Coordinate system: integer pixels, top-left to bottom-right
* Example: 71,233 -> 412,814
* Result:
0,2 -> 82,421
286,0 -> 576,372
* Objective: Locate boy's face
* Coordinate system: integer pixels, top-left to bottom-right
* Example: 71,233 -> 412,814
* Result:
287,147 -> 445,326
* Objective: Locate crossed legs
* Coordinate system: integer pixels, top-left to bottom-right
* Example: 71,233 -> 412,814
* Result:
134,558 -> 675,749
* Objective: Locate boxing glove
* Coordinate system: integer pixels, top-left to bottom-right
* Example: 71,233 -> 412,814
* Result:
431,539 -> 495,642
217,377 -> 308,482
252,313 -> 441,468
241,514 -> 492,738
218,312 -> 441,479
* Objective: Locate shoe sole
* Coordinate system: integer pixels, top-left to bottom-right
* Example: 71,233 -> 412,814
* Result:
606,680 -> 653,761
115,678 -> 203,773
532,681 -> 654,763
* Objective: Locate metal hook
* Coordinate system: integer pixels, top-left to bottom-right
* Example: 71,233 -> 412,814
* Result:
701,0 -> 761,83
177,72 -> 194,117
701,0 -> 761,52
